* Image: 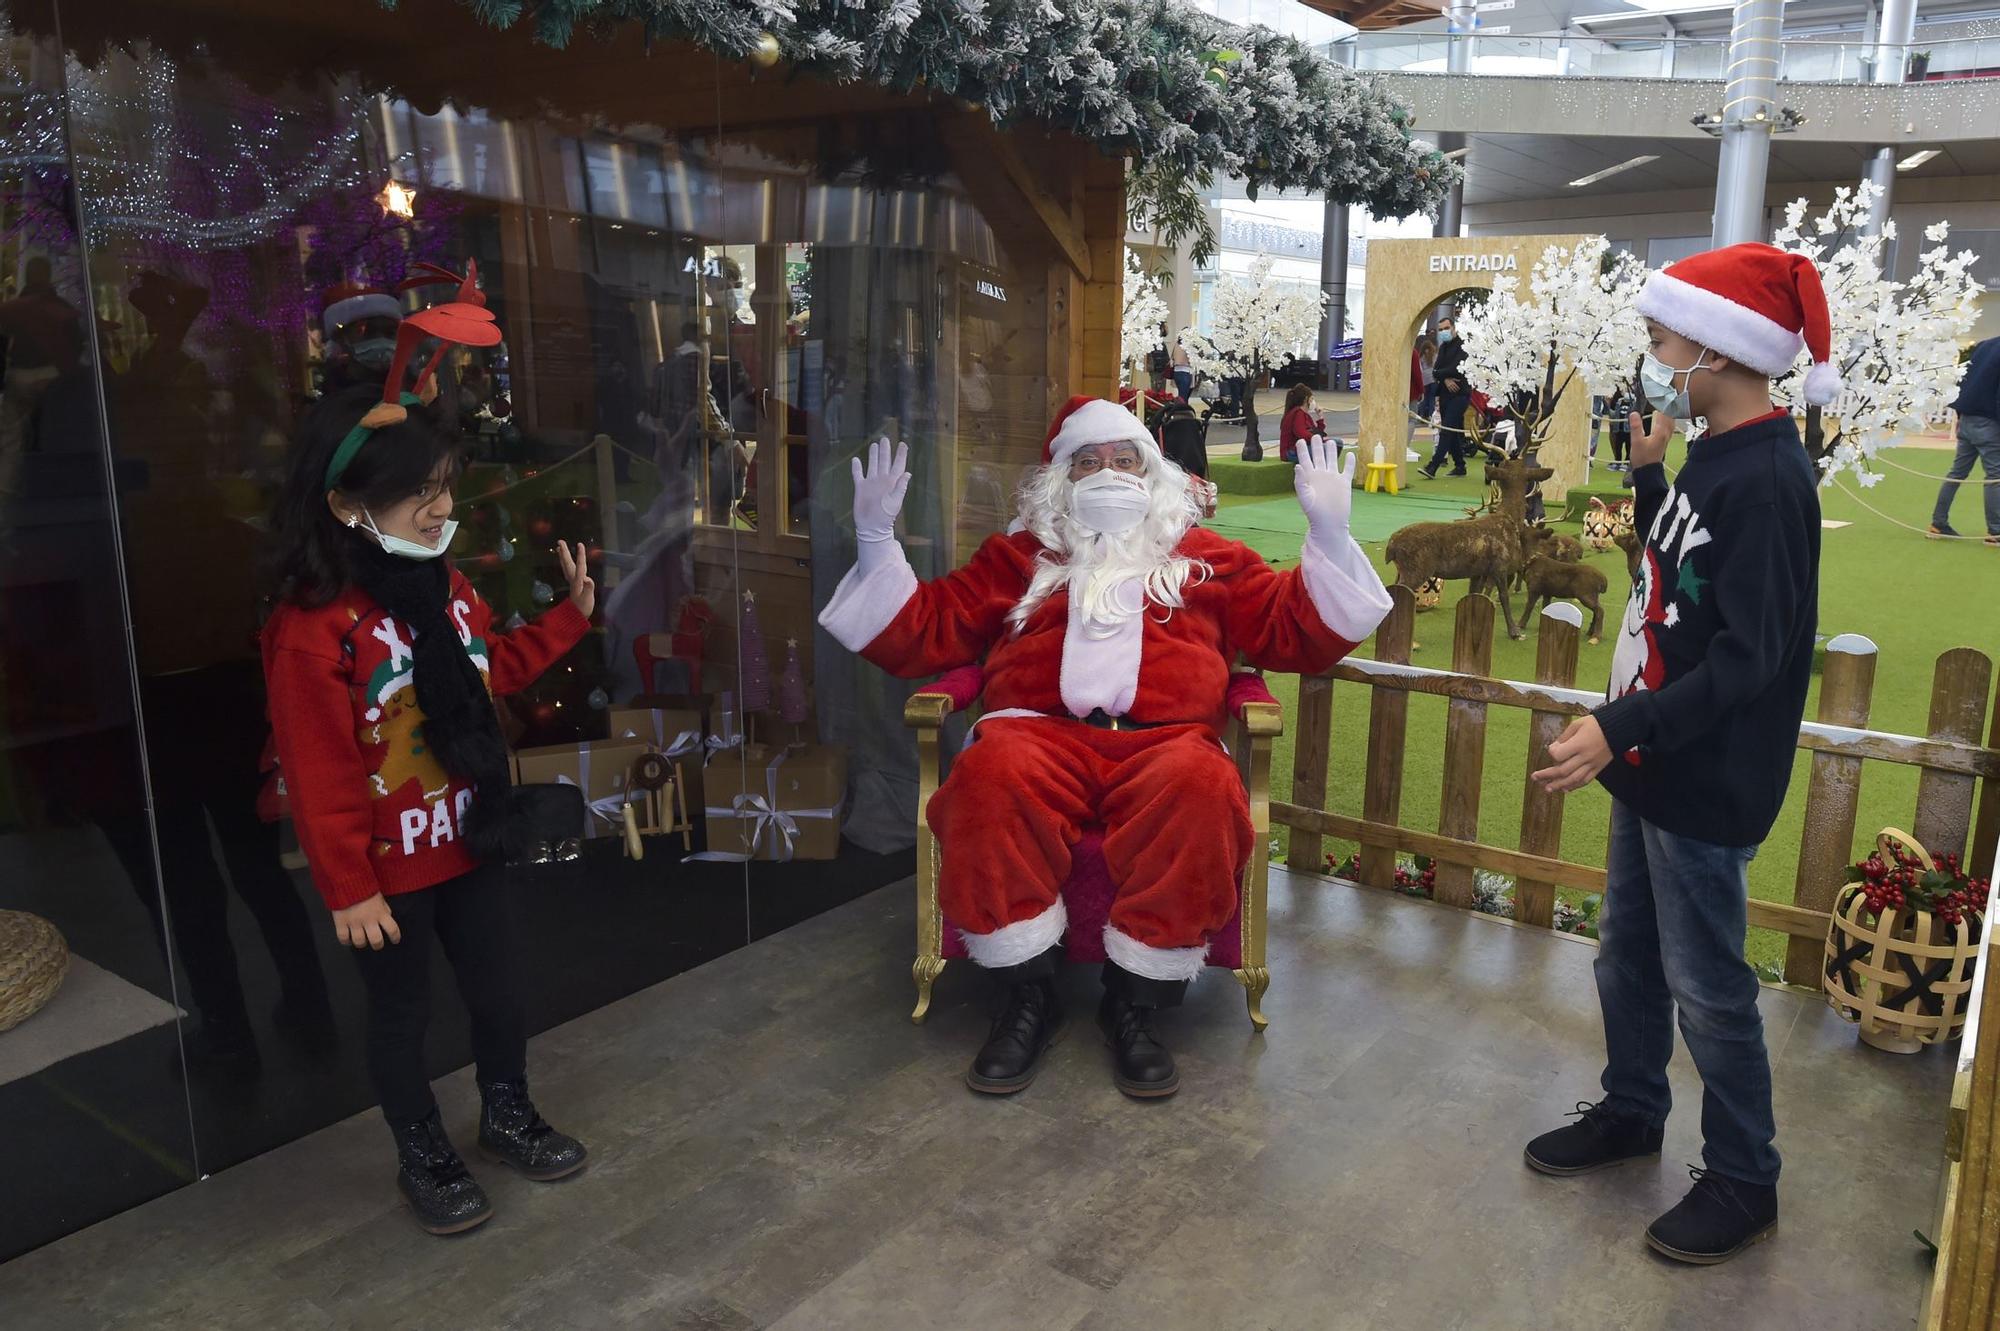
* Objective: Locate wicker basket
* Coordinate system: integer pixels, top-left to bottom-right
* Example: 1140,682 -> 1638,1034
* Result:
1822,829 -> 1983,1054
0,910 -> 70,1033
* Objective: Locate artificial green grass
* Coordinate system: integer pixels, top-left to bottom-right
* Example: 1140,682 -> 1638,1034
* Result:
1213,443 -> 2000,975
1207,457 -> 1300,496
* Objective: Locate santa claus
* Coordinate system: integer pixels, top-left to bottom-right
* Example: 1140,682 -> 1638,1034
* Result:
818,396 -> 1392,1098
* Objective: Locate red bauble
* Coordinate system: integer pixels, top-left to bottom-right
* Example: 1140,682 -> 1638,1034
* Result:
529,518 -> 553,540
529,701 -> 557,727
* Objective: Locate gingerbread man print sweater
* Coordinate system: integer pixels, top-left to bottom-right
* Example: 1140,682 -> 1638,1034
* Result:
263,569 -> 589,910
1593,409 -> 1820,848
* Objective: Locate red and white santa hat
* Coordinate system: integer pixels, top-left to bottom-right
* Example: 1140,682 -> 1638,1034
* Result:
1635,242 -> 1842,406
321,282 -> 402,338
1042,394 -> 1155,467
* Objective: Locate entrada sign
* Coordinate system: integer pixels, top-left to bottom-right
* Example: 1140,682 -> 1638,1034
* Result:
1428,254 -> 1521,273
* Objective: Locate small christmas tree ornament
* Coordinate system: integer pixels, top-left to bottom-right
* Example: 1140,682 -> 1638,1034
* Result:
737,589 -> 773,742
750,31 -> 781,67
778,637 -> 809,746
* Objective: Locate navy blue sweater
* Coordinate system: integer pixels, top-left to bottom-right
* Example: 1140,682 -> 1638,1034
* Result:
1593,410 -> 1820,847
1952,336 -> 2000,420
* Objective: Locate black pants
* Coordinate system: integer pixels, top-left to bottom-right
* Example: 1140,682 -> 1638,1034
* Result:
349,864 -> 527,1125
1610,427 -> 1630,463
1427,393 -> 1470,472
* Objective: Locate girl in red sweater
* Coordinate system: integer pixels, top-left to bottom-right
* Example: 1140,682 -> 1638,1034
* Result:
263,382 -> 594,1235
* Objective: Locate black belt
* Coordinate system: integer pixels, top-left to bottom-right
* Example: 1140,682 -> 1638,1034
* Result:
1079,709 -> 1165,732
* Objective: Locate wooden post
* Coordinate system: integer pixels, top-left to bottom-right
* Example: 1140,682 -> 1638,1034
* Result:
1515,603 -> 1581,928
1915,649 -> 1995,861
1286,672 -> 1335,875
1970,668 -> 2000,886
1358,585 -> 1416,889
1433,596 -> 1496,907
1784,634 -> 1878,985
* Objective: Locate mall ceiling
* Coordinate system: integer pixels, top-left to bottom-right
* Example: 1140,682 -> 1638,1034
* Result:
1460,132 -> 2000,205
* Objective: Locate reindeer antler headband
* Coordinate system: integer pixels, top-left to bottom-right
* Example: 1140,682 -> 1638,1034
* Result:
324,258 -> 503,490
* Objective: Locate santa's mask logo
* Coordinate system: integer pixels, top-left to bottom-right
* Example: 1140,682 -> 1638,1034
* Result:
1070,470 -> 1151,535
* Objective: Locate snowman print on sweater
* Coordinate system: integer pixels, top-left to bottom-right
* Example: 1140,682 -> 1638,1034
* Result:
1606,484 -> 1712,764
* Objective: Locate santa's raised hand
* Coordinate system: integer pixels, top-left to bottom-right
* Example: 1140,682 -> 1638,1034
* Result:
1294,435 -> 1357,540
850,437 -> 911,546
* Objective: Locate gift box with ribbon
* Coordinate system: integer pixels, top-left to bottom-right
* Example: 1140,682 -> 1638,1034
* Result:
511,738 -> 655,840
695,743 -> 846,862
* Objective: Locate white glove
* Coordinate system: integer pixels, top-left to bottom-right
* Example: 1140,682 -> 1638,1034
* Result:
1295,435 -> 1356,543
851,437 -> 911,545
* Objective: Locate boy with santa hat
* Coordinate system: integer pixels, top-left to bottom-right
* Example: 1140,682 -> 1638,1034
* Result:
819,397 -> 1391,1098
1526,242 -> 1834,1264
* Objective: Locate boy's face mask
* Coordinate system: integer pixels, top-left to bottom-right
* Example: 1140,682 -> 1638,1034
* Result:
1639,346 -> 1712,420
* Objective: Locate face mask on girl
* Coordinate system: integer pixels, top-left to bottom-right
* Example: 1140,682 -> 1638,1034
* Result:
1639,346 -> 1711,420
359,509 -> 459,561
1069,470 -> 1151,535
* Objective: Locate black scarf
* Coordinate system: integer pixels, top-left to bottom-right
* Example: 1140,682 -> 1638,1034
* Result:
349,543 -> 514,858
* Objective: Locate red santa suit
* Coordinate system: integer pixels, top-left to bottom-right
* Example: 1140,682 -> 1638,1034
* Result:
819,398 -> 1392,981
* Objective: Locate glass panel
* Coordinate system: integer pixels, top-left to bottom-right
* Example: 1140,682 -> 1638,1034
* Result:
47,0 -> 756,1189
0,15 -> 198,1260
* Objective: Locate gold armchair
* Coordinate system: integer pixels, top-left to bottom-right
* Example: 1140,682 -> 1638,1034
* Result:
903,666 -> 1284,1031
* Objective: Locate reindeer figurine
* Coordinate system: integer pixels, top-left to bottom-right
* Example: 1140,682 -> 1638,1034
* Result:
1385,453 -> 1554,640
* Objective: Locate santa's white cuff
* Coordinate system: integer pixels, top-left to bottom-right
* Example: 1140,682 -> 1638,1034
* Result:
1104,924 -> 1207,982
961,898 -> 1067,969
1301,529 -> 1394,643
817,545 -> 918,652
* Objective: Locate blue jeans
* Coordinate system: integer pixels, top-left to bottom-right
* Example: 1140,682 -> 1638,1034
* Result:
1931,413 -> 2000,535
1595,800 -> 1779,1186
1174,369 -> 1193,402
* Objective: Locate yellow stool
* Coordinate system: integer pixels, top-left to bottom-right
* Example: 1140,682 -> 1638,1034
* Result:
1363,460 -> 1400,494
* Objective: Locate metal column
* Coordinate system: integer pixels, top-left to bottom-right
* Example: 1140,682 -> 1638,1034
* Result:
1710,0 -> 1783,247
1863,0 -> 1918,242
1318,40 -> 1354,371
1435,0 -> 1473,240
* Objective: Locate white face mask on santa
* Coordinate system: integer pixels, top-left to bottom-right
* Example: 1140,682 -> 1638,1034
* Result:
1069,470 -> 1151,535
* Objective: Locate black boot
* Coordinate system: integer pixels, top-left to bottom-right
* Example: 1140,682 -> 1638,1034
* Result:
392,1108 -> 493,1235
966,951 -> 1066,1095
477,1079 -> 589,1181
1524,1099 -> 1664,1176
1098,963 -> 1184,1099
1645,1167 -> 1778,1264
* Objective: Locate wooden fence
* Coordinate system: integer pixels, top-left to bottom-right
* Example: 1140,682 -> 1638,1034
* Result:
1280,584 -> 2000,987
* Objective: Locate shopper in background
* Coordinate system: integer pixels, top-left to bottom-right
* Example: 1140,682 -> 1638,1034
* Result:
1278,382 -> 1324,464
1420,315 -> 1470,479
1929,334 -> 2000,546
1170,336 -> 1193,403
263,371 -> 595,1236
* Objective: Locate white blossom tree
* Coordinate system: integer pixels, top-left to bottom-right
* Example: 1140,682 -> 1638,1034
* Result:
1452,236 -> 1649,453
1179,252 -> 1325,451
1769,181 -> 1982,486
1121,249 -> 1169,386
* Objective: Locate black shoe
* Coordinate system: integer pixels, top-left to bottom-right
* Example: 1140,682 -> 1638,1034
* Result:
478,1079 -> 589,1181
966,974 -> 1066,1095
393,1108 -> 493,1235
1646,1167 -> 1778,1265
177,1018 -> 262,1079
1448,467 -> 1468,476
1524,1100 -> 1664,1176
1418,465 -> 1439,480
1098,963 -> 1185,1099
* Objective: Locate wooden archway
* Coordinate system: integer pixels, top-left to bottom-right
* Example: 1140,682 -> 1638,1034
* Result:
1358,235 -> 1597,499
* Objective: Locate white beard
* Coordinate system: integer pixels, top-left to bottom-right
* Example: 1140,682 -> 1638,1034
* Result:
1006,452 -> 1205,635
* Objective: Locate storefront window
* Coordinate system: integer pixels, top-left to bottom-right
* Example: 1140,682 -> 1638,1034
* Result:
1,0 -> 1062,1255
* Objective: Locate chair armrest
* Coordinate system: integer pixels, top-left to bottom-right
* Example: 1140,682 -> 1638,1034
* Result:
905,693 -> 952,730
1225,671 -> 1284,737
905,664 -> 985,729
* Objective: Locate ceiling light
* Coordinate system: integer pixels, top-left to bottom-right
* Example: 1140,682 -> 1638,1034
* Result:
1897,148 -> 1941,171
1567,155 -> 1660,188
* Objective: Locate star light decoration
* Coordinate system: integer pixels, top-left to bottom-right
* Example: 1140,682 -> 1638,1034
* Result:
1452,235 -> 1649,448
375,180 -> 418,219
1768,180 -> 1982,488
